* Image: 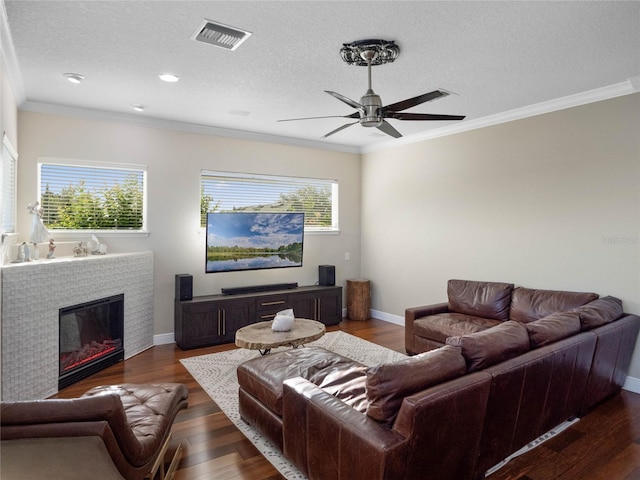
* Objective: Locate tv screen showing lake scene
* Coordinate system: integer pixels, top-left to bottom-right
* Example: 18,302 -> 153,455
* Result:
206,212 -> 304,273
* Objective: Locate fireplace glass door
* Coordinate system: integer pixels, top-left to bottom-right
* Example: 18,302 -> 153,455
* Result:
58,294 -> 124,389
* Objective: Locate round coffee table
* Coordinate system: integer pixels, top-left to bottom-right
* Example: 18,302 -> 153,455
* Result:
235,318 -> 326,355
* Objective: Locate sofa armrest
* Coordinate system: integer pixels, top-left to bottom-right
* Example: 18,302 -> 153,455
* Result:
405,302 -> 450,354
393,371 -> 492,480
405,302 -> 450,322
283,377 -> 408,480
581,313 -> 640,414
1,395 -> 122,427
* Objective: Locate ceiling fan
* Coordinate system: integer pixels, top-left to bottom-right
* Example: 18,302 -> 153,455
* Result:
279,39 -> 465,138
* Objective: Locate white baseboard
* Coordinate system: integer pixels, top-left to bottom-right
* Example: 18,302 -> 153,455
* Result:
154,332 -> 175,345
370,309 -> 404,326
623,376 -> 640,394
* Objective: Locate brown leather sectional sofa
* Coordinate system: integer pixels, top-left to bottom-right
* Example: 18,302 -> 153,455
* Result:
237,280 -> 640,480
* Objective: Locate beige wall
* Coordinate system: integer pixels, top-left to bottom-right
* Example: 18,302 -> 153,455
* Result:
361,93 -> 640,377
1,51 -> 18,149
16,111 -> 362,337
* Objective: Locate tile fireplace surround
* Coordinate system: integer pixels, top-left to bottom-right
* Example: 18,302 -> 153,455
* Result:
1,251 -> 153,401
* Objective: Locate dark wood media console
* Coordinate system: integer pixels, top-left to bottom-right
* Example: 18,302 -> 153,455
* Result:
174,285 -> 342,349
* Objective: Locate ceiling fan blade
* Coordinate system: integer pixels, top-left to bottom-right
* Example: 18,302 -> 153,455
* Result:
278,113 -> 359,122
385,112 -> 466,121
325,91 -> 364,111
377,120 -> 403,138
383,90 -> 449,113
323,122 -> 358,138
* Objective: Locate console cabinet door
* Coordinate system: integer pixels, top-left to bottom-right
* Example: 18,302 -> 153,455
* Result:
175,298 -> 254,348
217,297 -> 255,343
289,287 -> 342,326
316,289 -> 342,326
175,302 -> 218,349
288,292 -> 317,321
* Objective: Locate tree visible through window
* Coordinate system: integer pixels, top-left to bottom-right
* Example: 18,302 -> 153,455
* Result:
200,171 -> 338,231
39,161 -> 146,231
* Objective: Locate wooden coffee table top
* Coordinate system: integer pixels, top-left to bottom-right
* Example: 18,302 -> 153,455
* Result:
235,318 -> 326,354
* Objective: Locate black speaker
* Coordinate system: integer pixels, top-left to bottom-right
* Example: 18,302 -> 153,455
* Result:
319,265 -> 335,286
175,274 -> 193,301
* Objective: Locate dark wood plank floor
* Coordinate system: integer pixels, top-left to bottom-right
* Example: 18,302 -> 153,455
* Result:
54,318 -> 640,480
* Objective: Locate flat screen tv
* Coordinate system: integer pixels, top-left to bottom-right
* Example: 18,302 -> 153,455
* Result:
206,212 -> 304,273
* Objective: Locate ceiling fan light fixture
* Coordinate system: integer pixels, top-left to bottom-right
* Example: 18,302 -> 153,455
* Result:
192,19 -> 252,51
340,39 -> 399,66
279,39 -> 464,139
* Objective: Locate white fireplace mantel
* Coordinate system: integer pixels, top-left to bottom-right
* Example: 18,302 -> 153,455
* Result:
1,252 -> 154,401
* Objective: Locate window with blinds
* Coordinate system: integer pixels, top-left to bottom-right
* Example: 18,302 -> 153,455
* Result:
200,170 -> 339,232
1,134 -> 18,233
38,159 -> 147,231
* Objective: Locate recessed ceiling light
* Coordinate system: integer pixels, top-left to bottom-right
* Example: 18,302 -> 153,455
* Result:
229,110 -> 251,116
159,73 -> 180,83
132,104 -> 145,112
63,73 -> 85,84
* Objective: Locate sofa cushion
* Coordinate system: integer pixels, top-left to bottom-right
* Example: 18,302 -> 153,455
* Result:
237,347 -> 359,416
570,296 -> 623,330
448,279 -> 514,320
313,364 -> 369,412
366,345 -> 466,426
510,287 -> 598,324
413,313 -> 502,344
525,311 -> 581,348
446,321 -> 530,372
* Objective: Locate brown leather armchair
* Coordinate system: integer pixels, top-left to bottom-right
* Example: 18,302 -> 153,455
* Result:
1,383 -> 188,480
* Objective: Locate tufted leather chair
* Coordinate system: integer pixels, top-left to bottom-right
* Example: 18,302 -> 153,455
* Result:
1,383 -> 188,480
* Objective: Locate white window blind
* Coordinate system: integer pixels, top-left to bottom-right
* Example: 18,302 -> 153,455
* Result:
200,170 -> 338,231
38,160 -> 147,231
1,134 -> 18,233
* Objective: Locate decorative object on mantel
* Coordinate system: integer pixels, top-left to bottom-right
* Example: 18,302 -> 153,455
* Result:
47,239 -> 56,259
271,308 -> 295,331
12,242 -> 26,263
27,201 -> 49,244
73,242 -> 89,257
88,234 -> 107,255
31,242 -> 39,260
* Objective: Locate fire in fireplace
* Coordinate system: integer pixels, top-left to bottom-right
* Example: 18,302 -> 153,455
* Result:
58,294 -> 125,389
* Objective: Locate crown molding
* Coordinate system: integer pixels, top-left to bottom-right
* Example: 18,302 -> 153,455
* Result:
361,79 -> 639,154
16,78 -> 639,157
0,0 -> 26,104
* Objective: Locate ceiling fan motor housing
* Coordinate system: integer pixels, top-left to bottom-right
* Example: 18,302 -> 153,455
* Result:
360,89 -> 383,127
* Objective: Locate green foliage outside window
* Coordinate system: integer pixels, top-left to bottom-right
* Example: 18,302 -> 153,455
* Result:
200,184 -> 332,229
41,175 -> 143,229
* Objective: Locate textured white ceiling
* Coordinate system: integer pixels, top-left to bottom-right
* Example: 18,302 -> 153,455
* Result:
4,1 -> 640,151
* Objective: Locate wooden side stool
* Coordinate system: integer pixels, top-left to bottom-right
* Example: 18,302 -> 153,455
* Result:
347,279 -> 371,321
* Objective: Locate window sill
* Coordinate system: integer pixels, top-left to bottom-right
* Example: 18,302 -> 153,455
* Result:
305,229 -> 341,235
46,230 -> 150,239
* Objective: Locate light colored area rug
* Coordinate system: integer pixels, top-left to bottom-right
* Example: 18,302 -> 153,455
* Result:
179,331 -> 407,479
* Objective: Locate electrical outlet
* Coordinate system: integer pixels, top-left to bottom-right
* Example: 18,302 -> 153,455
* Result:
345,252 -> 350,261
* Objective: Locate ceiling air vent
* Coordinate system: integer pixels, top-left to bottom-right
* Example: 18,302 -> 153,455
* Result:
192,19 -> 252,51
